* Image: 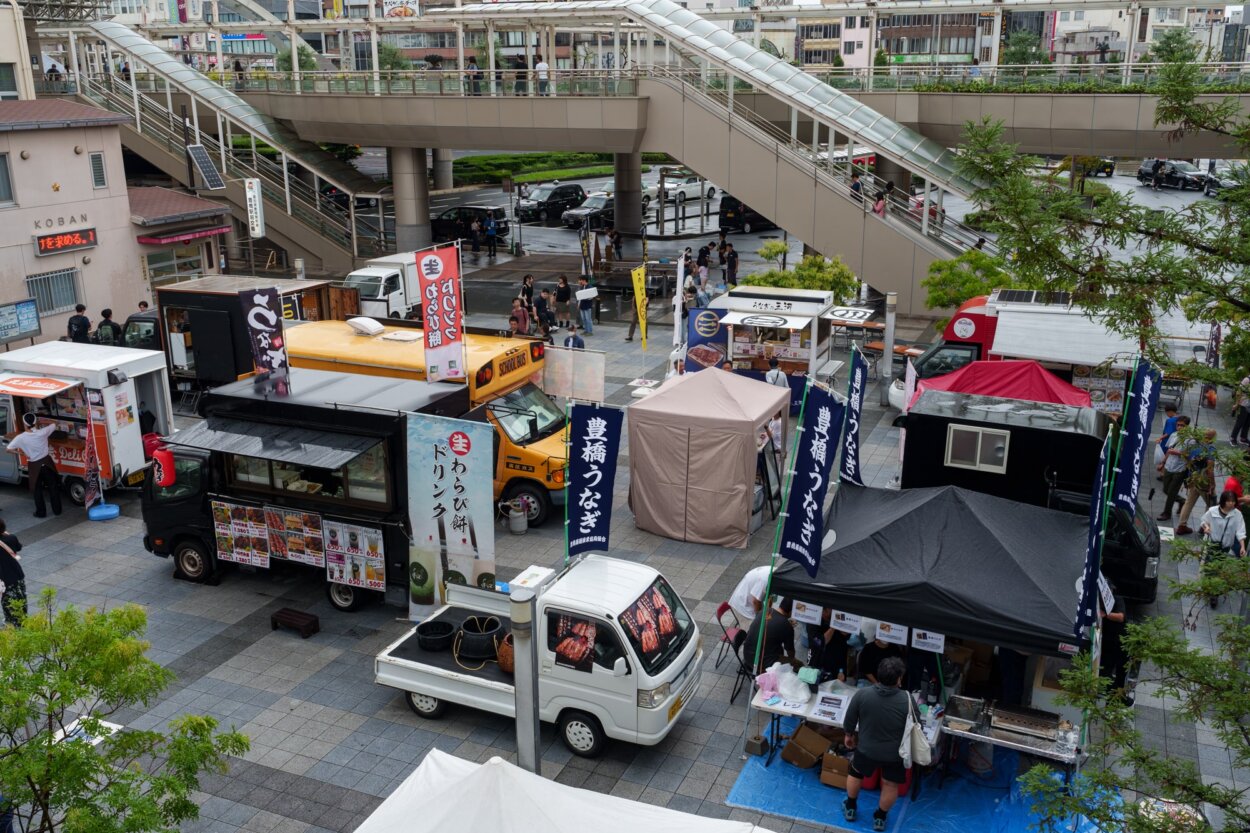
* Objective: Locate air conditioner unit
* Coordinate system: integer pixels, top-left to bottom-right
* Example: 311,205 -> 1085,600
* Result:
347,317 -> 385,336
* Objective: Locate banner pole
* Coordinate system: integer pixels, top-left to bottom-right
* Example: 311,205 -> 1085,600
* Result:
562,396 -> 572,566
456,239 -> 468,372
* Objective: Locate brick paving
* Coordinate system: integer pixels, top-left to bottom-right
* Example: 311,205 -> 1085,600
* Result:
7,297 -> 1237,833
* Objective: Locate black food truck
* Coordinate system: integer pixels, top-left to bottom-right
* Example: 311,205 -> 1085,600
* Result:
900,390 -> 1160,603
142,367 -> 469,612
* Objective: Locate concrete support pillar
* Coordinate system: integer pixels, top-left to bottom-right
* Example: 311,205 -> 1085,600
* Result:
988,9 -> 1003,68
613,151 -> 643,236
391,146 -> 431,251
432,148 -> 454,191
873,157 -> 911,201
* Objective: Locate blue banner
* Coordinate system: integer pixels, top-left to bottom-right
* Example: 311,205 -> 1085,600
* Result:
1075,437 -> 1110,638
779,385 -> 845,577
838,348 -> 868,485
1111,357 -> 1162,514
567,404 -> 624,557
685,308 -> 728,372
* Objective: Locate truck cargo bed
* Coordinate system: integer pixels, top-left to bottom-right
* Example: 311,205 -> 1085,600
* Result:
387,606 -> 514,685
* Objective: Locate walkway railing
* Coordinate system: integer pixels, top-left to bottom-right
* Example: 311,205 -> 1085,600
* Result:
805,61 -> 1250,92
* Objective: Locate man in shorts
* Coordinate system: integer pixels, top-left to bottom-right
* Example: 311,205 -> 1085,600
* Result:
842,656 -> 910,831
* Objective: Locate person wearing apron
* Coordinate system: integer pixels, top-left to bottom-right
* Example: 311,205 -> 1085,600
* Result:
6,413 -> 62,518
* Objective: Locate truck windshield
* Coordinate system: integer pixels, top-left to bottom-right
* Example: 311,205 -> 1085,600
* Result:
912,341 -> 978,379
619,577 -> 694,676
344,274 -> 383,299
1131,502 -> 1158,549
488,383 -> 565,444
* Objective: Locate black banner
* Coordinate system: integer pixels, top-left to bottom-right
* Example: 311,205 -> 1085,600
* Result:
239,288 -> 290,396
567,404 -> 624,556
779,385 -> 845,577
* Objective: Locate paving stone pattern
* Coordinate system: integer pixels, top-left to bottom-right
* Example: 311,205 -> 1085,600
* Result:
8,296 -> 1234,833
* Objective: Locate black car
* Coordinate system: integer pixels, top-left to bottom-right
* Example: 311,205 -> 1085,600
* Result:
562,192 -> 614,229
430,205 -> 510,242
517,182 -> 586,223
1137,159 -> 1206,190
718,194 -> 776,234
1204,164 -> 1246,198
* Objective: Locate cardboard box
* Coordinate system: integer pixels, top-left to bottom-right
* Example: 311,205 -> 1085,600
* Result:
813,724 -> 846,746
820,753 -> 850,789
780,721 -> 830,769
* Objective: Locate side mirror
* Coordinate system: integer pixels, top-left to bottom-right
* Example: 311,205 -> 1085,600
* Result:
612,657 -> 629,677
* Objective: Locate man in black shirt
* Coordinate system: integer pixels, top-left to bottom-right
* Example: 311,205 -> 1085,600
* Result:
725,243 -> 739,287
856,636 -> 904,685
95,308 -> 123,345
743,597 -> 794,672
66,304 -> 91,343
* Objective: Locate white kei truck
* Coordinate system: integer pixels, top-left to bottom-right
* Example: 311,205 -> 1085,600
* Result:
343,254 -> 421,319
375,555 -> 704,757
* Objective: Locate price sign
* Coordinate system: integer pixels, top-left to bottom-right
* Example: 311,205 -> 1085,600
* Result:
33,228 -> 97,256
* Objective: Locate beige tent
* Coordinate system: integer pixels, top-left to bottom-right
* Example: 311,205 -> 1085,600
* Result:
628,369 -> 790,548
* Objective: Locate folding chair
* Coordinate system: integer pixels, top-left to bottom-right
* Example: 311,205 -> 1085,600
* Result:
715,601 -> 744,670
730,630 -> 755,705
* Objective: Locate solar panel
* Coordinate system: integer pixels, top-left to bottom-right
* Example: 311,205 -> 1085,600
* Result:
186,144 -> 226,191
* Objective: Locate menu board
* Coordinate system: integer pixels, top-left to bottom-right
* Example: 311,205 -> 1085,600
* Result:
1071,364 -> 1129,414
323,519 -> 385,591
620,582 -> 679,660
0,299 -> 41,346
811,691 -> 851,724
264,506 -> 325,568
211,500 -> 270,568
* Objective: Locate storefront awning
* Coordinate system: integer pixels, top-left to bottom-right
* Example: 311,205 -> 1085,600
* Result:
166,417 -> 377,470
0,372 -> 80,397
135,225 -> 231,246
822,306 -> 875,322
719,310 -> 813,330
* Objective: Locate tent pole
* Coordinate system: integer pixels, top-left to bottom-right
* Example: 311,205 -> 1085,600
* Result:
563,397 -> 572,565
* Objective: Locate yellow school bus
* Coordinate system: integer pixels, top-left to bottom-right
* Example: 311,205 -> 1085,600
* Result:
284,319 -> 567,525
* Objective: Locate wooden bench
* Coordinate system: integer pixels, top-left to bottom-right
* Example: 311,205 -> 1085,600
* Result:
271,608 -> 320,639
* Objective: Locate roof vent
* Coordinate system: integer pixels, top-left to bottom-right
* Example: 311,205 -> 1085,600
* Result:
347,317 -> 385,336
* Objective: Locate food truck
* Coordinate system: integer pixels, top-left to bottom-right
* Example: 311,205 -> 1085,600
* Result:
0,342 -> 174,503
141,367 -> 469,611
122,276 -> 356,389
284,319 -> 567,526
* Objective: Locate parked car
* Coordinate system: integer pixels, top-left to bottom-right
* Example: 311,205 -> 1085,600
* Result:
430,205 -> 510,242
1204,163 -> 1246,198
717,194 -> 775,234
661,174 -> 716,203
517,182 -> 586,222
320,184 -> 381,211
1081,157 -> 1116,177
562,192 -> 614,229
1137,159 -> 1206,190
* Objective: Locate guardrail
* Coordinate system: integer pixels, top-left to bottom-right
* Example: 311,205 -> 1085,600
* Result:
804,61 -> 1250,92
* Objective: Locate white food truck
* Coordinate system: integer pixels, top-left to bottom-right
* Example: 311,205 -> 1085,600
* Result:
375,555 -> 703,757
343,254 -> 421,318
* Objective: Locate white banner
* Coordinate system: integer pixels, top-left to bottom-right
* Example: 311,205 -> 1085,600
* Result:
543,345 -> 606,403
244,178 -> 265,239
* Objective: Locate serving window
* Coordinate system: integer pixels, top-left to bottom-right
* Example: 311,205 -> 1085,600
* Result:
223,442 -> 391,508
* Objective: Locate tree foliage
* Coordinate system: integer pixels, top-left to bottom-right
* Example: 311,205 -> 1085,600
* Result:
0,590 -> 249,833
1000,30 -> 1051,65
921,250 -> 1037,328
376,42 -> 411,71
1143,27 -> 1200,65
742,252 -> 859,302
275,45 -> 317,72
873,48 -> 889,67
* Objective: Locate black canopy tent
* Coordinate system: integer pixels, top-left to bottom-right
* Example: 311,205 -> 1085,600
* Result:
770,484 -> 1090,657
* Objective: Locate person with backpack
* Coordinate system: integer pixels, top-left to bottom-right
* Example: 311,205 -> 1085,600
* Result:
66,304 -> 91,343
94,308 -> 123,345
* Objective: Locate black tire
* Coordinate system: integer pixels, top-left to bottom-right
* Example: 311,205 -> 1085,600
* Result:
326,581 -> 366,612
560,710 -> 606,757
174,538 -> 212,583
641,196 -> 650,211
1178,180 -> 1186,190
388,311 -> 401,319
538,209 -> 548,222
742,221 -> 753,235
65,476 -> 86,506
504,480 -> 552,526
675,191 -> 687,203
405,691 -> 448,719
706,187 -> 716,199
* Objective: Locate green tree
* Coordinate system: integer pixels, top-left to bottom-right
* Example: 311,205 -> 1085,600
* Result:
832,52 -> 845,68
920,250 -> 1037,328
1149,27 -> 1200,64
0,590 -> 249,833
873,48 -> 889,67
275,45 -> 317,72
1000,30 -> 1050,65
742,253 -> 859,302
376,42 -> 411,71
756,240 -> 789,269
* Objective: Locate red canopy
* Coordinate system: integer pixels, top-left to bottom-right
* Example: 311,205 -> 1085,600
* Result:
910,360 -> 1091,409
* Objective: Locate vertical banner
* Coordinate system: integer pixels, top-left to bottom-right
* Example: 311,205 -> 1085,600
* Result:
407,415 -> 495,620
684,308 -> 727,372
673,256 -> 685,347
82,402 -> 101,508
244,178 -> 265,238
641,223 -> 649,264
899,357 -> 917,465
416,244 -> 465,382
1111,357 -> 1161,513
566,404 -> 624,557
631,265 -> 648,351
238,288 -> 290,395
778,384 -> 845,577
1201,323 -> 1221,407
579,224 -> 592,276
1075,437 -> 1111,638
838,347 -> 867,485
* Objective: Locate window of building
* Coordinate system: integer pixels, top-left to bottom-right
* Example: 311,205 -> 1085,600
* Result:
845,16 -> 856,29
89,151 -> 107,189
0,153 -> 12,205
1074,11 -> 1084,21
802,48 -> 842,64
26,268 -> 81,315
1060,11 -> 1070,21
799,23 -> 841,39
0,64 -> 17,101
1156,8 -> 1167,21
844,40 -> 856,54
945,424 -> 1010,473
145,243 -> 204,285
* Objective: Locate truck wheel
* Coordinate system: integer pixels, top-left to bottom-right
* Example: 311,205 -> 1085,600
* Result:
327,582 -> 366,612
706,187 -> 716,199
559,710 -> 605,757
174,539 -> 212,583
65,477 -> 86,506
405,691 -> 447,719
641,196 -> 650,211
505,481 -> 551,527
389,311 -> 401,319
742,221 -> 753,234
675,191 -> 686,204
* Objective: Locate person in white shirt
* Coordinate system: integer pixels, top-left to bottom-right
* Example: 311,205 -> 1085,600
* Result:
534,55 -> 550,95
728,564 -> 772,623
6,413 -> 62,517
1200,490 -> 1247,609
765,357 -> 789,388
768,412 -> 784,453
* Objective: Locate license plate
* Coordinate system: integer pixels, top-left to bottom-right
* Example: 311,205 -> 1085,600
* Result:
667,694 -> 683,723
126,470 -> 145,485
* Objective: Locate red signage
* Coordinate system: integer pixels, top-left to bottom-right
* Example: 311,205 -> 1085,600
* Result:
34,228 -> 98,256
416,244 -> 465,382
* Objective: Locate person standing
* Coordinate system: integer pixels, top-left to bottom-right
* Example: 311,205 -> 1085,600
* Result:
850,171 -> 864,206
555,274 -> 572,329
563,323 -> 585,349
872,192 -> 886,217
67,304 -> 91,343
94,308 -> 123,345
6,413 -> 62,518
1098,585 -> 1129,695
484,213 -> 498,258
465,56 -> 483,95
1157,416 -> 1192,522
513,55 -> 528,95
0,520 -> 25,627
534,54 -> 549,95
519,273 -> 535,310
725,242 -> 739,287
469,217 -> 482,254
509,297 -> 530,335
1151,158 -> 1165,191
233,58 -> 245,88
626,293 -> 648,342
765,357 -> 788,388
728,564 -> 772,623
1200,490 -> 1248,608
842,656 -> 911,832
120,61 -> 131,83
576,275 -> 595,335
1176,428 -> 1218,535
137,300 -> 150,313
1230,373 -> 1250,446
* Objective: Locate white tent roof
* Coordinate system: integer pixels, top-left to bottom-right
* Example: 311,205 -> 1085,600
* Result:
354,749 -> 779,833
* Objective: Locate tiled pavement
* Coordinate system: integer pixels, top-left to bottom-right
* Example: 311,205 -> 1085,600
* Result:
8,299 -> 1240,833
